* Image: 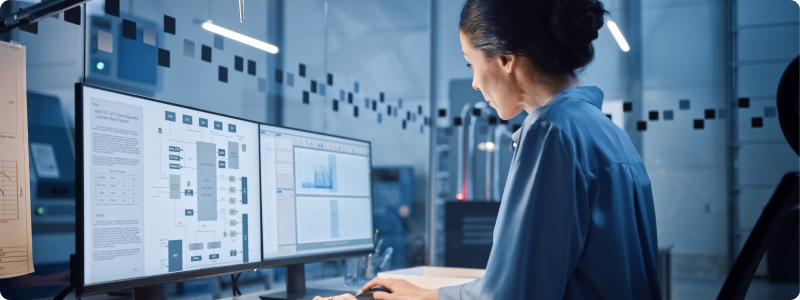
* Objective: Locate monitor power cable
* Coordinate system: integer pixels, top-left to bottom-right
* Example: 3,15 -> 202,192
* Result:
231,272 -> 243,296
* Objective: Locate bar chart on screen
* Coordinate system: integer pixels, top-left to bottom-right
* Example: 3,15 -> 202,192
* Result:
293,148 -> 370,196
1,161 -> 19,220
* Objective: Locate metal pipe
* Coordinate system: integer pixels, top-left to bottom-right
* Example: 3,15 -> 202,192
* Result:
492,124 -> 512,201
456,103 -> 472,200
239,0 -> 244,23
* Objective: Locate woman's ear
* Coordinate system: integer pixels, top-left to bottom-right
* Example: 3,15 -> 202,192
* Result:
499,54 -> 516,74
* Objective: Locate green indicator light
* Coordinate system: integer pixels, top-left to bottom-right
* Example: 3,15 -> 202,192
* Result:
36,207 -> 44,215
96,62 -> 105,70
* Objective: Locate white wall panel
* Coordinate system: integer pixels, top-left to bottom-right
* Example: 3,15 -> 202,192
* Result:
737,26 -> 799,62
737,62 -> 791,98
738,0 -> 799,27
738,143 -> 799,186
737,188 -> 774,231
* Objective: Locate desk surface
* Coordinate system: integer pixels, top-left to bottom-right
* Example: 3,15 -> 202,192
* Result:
218,277 -> 358,300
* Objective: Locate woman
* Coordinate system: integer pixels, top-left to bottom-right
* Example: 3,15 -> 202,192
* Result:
317,0 -> 660,298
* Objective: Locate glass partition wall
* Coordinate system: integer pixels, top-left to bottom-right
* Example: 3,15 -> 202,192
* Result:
0,0 -> 431,298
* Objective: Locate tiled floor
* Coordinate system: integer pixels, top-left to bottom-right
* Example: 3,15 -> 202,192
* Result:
671,274 -> 798,300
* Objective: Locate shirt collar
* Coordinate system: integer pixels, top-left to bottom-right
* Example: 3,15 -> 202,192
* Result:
511,86 -> 603,147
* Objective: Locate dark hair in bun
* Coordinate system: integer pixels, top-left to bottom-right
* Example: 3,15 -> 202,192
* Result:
460,0 -> 608,76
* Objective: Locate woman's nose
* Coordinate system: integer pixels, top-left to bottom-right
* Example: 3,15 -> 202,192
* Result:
472,80 -> 480,90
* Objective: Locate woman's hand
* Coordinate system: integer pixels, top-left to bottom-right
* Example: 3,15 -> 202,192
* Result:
361,278 -> 438,300
313,294 -> 357,300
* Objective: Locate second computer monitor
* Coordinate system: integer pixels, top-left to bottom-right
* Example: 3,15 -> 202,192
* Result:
259,124 -> 374,261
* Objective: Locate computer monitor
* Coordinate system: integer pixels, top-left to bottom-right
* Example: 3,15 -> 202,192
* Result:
258,124 -> 374,299
75,84 -> 263,296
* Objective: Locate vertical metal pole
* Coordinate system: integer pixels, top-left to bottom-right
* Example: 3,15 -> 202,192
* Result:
266,0 -> 284,125
426,0 -> 439,266
725,0 -> 739,267
625,0 -> 643,156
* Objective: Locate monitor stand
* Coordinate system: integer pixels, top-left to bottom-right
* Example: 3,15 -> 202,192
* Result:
132,284 -> 164,300
259,264 -> 352,300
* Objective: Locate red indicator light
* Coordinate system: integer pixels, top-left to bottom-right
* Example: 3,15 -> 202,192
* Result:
456,193 -> 465,201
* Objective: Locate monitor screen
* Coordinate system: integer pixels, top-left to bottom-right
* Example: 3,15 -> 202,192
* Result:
79,85 -> 262,285
259,124 -> 374,260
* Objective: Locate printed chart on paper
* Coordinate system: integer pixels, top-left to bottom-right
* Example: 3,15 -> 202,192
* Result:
0,40 -> 35,279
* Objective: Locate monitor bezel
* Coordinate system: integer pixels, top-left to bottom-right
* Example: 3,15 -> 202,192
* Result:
255,123 -> 376,269
75,83 -> 374,295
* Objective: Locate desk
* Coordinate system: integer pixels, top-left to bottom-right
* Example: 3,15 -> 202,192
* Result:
218,267 -> 484,300
219,277 -> 356,300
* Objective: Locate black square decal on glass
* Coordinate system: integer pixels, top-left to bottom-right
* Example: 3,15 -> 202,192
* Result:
694,119 -> 704,129
680,99 -> 690,110
247,60 -> 256,76
327,73 -> 333,86
106,0 -> 120,17
275,69 -> 283,84
380,92 -> 385,102
19,21 -> 37,34
299,63 -> 306,77
424,117 -> 429,125
648,111 -> 658,121
664,110 -> 674,120
122,19 -> 136,40
311,80 -> 317,93
387,105 -> 392,115
704,109 -> 715,119
348,92 -> 353,104
234,56 -> 244,72
500,119 -> 508,124
157,48 -> 170,67
765,107 -> 777,118
488,116 -> 498,124
438,109 -> 446,117
752,117 -> 763,128
637,121 -> 647,131
453,117 -> 463,126
354,106 -> 359,117
333,100 -> 339,111
402,120 -> 407,129
218,66 -> 228,82
512,124 -> 521,131
418,105 -> 423,114
64,6 -> 81,25
407,111 -> 411,120
303,91 -> 309,104
738,98 -> 750,108
201,45 -> 212,62
164,15 -> 176,35
372,100 -> 377,111
623,102 -> 632,112
606,114 -> 612,120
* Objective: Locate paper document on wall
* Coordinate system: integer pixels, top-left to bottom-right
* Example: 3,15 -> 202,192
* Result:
0,40 -> 35,278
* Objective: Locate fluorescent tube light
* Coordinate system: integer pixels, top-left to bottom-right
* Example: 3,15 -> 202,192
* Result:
202,21 -> 279,54
607,20 -> 630,52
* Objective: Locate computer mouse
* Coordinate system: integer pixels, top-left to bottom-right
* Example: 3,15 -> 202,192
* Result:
356,287 -> 392,299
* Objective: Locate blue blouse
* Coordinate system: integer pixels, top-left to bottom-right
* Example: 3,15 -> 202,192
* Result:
439,86 -> 661,299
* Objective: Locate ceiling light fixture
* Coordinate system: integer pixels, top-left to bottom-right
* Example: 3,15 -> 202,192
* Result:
202,21 -> 278,54
607,19 -> 630,52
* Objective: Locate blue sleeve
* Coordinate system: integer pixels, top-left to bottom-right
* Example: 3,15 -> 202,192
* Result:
438,277 -> 482,300
447,122 -> 590,299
